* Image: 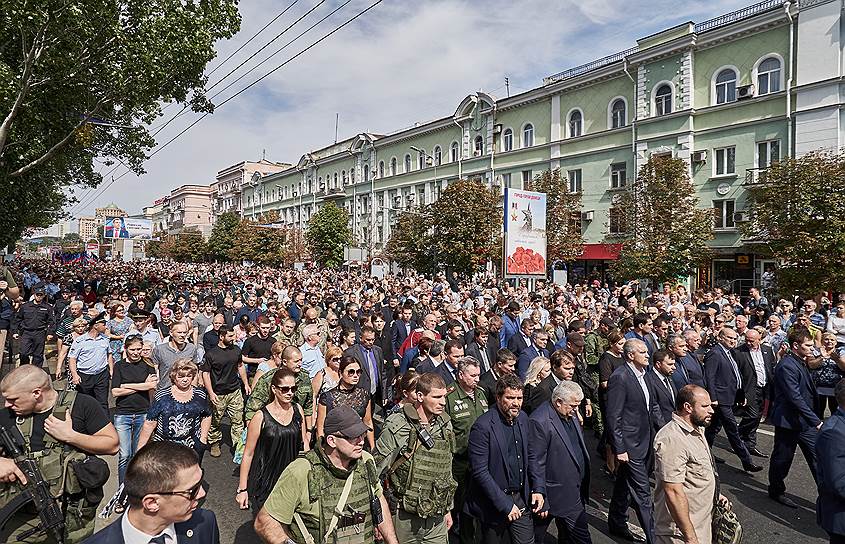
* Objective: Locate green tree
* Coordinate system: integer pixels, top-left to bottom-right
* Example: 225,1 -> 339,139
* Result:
384,210 -> 436,273
228,211 -> 291,266
742,151 -> 845,295
170,229 -> 208,262
207,212 -> 239,262
62,232 -> 81,243
527,169 -> 584,262
306,203 -> 351,269
610,157 -> 713,284
0,0 -> 241,247
430,179 -> 500,275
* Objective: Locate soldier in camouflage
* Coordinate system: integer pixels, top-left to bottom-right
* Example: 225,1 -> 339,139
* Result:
583,317 -> 614,437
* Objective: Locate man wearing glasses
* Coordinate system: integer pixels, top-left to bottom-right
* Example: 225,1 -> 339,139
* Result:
83,441 -> 219,544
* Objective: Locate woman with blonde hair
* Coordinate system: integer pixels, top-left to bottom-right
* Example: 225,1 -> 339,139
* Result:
523,356 -> 551,407
311,344 -> 342,399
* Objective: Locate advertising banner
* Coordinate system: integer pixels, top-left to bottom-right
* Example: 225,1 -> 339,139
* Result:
504,188 -> 547,277
103,217 -> 153,240
85,241 -> 99,257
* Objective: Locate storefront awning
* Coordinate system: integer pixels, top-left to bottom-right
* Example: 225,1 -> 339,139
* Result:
577,243 -> 622,261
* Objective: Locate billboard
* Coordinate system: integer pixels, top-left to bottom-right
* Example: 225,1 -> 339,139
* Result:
503,188 -> 547,277
103,217 -> 153,240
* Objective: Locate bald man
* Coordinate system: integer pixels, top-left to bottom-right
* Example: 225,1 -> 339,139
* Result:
733,329 -> 776,458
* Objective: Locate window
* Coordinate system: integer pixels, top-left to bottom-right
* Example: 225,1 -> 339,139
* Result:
757,140 -> 780,168
714,146 -> 736,176
757,57 -> 781,95
609,207 -> 626,234
713,199 -> 736,229
501,173 -> 512,189
363,164 -> 369,182
378,161 -> 384,178
341,170 -> 347,185
433,146 -> 442,166
502,128 -> 513,152
523,124 -> 534,147
417,187 -> 425,205
568,111 -> 582,138
474,136 -> 484,156
714,68 -> 737,104
610,162 -> 627,189
655,84 -> 672,116
404,154 -> 412,173
333,172 -> 338,188
522,170 -> 532,189
390,158 -> 397,176
567,169 -> 582,193
450,142 -> 460,162
418,150 -> 427,170
350,169 -> 355,183
610,99 -> 626,129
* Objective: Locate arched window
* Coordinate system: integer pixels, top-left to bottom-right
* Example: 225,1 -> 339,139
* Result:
655,84 -> 672,116
404,154 -> 412,172
350,169 -> 355,183
433,146 -> 442,166
610,99 -> 626,129
568,111 -> 582,138
714,68 -> 737,104
363,164 -> 369,182
450,142 -> 460,162
474,135 -> 484,156
333,172 -> 338,188
502,128 -> 513,152
378,161 -> 385,178
523,124 -> 534,147
341,170 -> 347,185
390,158 -> 397,176
757,57 -> 781,95
418,150 -> 426,169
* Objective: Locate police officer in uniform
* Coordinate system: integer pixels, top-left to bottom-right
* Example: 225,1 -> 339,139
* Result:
0,365 -> 119,543
444,357 -> 488,544
375,372 -> 457,544
255,406 -> 399,544
13,285 -> 55,368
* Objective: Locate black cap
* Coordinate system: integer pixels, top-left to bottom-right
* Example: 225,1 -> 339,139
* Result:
33,285 -> 46,295
129,308 -> 151,319
323,405 -> 370,438
89,312 -> 107,329
600,316 -> 616,328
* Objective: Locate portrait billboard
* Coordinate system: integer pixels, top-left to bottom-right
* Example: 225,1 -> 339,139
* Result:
103,217 -> 153,240
503,188 -> 547,277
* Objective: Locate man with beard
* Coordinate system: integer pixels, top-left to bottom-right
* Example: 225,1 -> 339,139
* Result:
653,385 -> 725,544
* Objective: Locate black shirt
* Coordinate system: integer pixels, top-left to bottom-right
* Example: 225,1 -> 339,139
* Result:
111,359 -> 157,415
0,394 -> 110,453
201,344 -> 243,394
241,334 -> 275,361
202,329 -> 219,353
497,407 -> 524,491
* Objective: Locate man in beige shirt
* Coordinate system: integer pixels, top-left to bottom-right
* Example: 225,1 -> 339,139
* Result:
654,384 -> 726,544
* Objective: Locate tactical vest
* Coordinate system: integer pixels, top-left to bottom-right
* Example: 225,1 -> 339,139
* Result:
0,390 -> 97,543
390,412 -> 457,518
291,448 -> 378,544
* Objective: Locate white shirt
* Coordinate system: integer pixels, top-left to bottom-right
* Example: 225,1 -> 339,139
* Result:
651,368 -> 674,402
121,510 -> 176,544
749,348 -> 767,387
627,362 -> 650,408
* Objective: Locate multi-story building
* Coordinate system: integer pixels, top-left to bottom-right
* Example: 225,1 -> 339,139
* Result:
78,217 -> 98,241
245,0 -> 844,289
162,184 -> 214,237
143,197 -> 169,236
213,159 -> 290,219
94,203 -> 126,223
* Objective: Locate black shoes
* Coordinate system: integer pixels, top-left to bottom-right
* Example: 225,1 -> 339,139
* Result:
748,447 -> 769,458
608,526 -> 646,542
743,462 -> 764,473
770,494 -> 798,508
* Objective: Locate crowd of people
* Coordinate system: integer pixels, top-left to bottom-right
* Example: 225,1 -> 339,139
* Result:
0,257 -> 843,544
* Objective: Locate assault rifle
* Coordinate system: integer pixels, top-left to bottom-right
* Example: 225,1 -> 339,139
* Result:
0,424 -> 65,544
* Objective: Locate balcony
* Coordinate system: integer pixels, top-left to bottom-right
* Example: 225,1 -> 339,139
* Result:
744,168 -> 769,185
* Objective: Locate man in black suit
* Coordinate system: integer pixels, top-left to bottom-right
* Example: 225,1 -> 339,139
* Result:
464,373 -> 544,544
704,327 -> 763,473
644,349 -> 678,426
816,380 -> 845,541
487,315 -> 504,362
517,329 -> 550,381
507,317 -> 535,360
417,339 -> 463,386
465,326 -> 493,373
82,441 -> 219,544
526,349 -> 576,414
390,305 -> 416,354
343,325 -> 388,407
606,338 -> 665,543
529,380 -> 592,544
669,332 -> 705,390
733,329 -> 775,458
479,348 -> 517,404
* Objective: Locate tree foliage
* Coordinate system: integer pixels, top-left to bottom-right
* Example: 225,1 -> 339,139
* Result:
0,0 -> 241,247
229,211 -> 292,266
527,169 -> 584,262
207,212 -> 239,262
384,210 -> 436,273
741,151 -> 845,296
306,203 -> 351,269
147,229 -> 207,262
610,157 -> 713,283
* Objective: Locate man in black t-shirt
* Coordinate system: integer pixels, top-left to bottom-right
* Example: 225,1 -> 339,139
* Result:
240,315 -> 275,377
200,325 -> 249,458
0,365 -> 118,543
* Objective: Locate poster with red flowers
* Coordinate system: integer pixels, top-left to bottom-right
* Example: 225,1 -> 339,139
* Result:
504,188 -> 547,277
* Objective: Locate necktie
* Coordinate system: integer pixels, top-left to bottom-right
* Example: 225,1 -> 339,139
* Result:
664,376 -> 675,402
366,349 -> 378,394
149,535 -> 168,544
725,347 -> 742,388
677,358 -> 689,383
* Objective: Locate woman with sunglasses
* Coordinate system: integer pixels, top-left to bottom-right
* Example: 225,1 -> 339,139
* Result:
237,367 -> 306,516
316,356 -> 375,450
311,345 -> 342,399
107,304 -> 134,362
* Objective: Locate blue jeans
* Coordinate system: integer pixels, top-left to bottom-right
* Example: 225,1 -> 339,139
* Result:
114,413 -> 146,483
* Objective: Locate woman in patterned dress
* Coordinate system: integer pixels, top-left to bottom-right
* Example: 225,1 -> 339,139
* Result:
106,304 -> 133,362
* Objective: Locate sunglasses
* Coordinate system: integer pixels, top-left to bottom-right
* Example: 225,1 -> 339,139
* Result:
345,369 -> 362,376
273,385 -> 295,394
330,357 -> 341,362
145,469 -> 206,501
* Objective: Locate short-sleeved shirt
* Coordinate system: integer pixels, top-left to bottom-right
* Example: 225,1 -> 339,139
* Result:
653,414 -> 716,543
152,341 -> 199,391
68,333 -> 111,374
111,360 -> 157,415
242,334 -> 275,362
0,394 -> 110,452
201,344 -> 243,395
146,387 -> 211,449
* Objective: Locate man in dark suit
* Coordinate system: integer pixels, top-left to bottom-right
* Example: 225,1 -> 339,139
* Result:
479,348 -> 517,404
464,373 -> 544,544
644,349 -> 678,426
668,333 -> 705,390
418,339 -> 462,386
606,338 -> 665,543
517,329 -> 550,381
465,326 -> 493,373
507,317 -> 535,360
529,381 -> 592,544
487,315 -> 504,362
526,350 -> 575,414
704,327 -> 762,473
390,305 -> 416,354
343,325 -> 388,407
816,380 -> 845,542
83,441 -> 219,544
733,329 -> 775,458
768,328 -> 821,508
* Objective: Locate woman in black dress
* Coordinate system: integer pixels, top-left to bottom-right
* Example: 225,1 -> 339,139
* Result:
236,367 -> 307,516
598,329 -> 626,473
316,356 -> 375,450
